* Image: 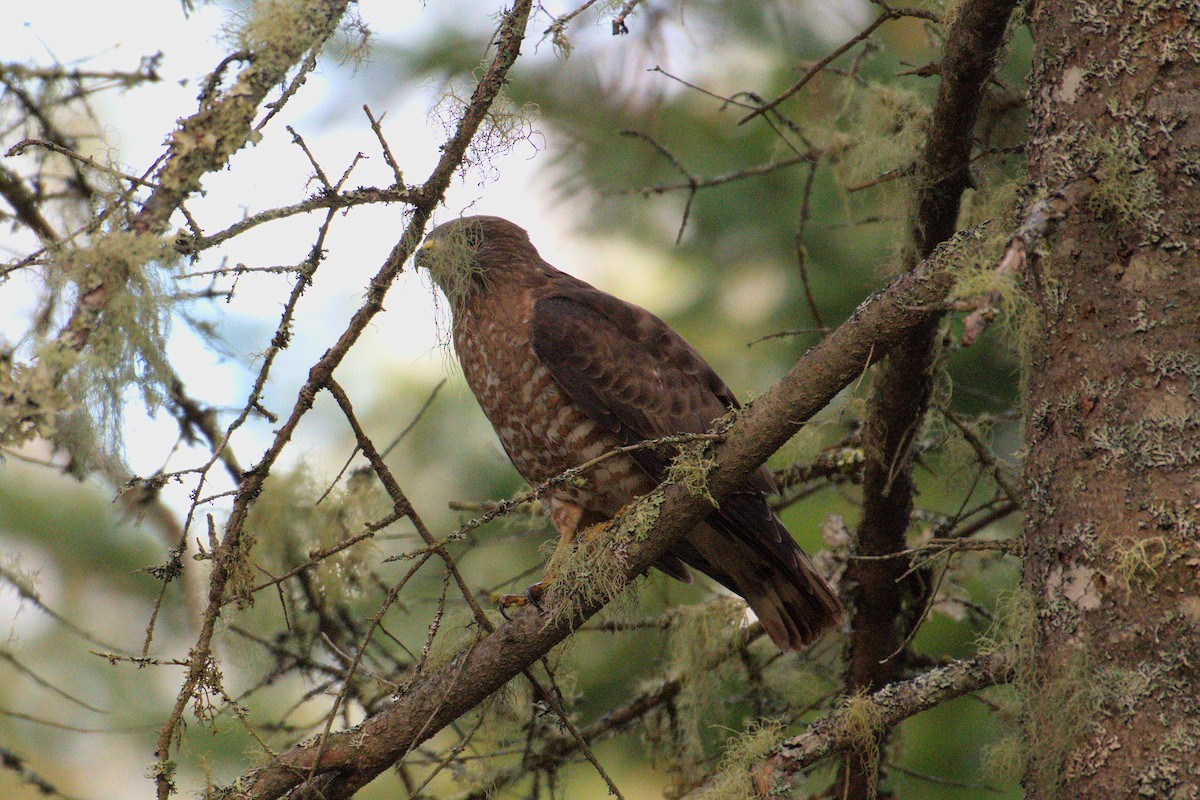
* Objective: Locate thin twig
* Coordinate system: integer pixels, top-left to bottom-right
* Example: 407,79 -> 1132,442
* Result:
738,12 -> 895,125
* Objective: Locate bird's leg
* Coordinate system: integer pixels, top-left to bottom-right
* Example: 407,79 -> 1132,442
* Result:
497,498 -> 600,611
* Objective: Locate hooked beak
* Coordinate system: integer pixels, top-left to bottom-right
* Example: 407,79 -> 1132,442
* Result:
413,237 -> 438,271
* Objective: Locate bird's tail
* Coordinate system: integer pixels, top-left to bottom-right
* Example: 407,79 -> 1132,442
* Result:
684,519 -> 843,651
740,551 -> 843,650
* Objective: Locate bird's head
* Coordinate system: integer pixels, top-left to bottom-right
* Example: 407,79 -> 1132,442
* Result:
414,215 -> 538,310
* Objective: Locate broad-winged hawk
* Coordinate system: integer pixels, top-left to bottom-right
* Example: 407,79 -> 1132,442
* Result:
416,216 -> 841,649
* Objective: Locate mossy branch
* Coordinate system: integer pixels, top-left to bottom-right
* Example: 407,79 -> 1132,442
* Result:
63,0 -> 351,360
216,227 -> 969,800
743,651 -> 1014,794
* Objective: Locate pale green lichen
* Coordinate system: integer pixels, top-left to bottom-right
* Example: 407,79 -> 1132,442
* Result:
666,445 -> 718,507
64,231 -> 181,447
690,719 -> 784,800
1084,129 -> 1165,239
429,83 -> 540,185
417,218 -> 487,318
1111,535 -> 1168,591
1089,413 -> 1200,470
979,590 -> 1109,798
241,464 -> 387,608
840,690 -> 887,799
665,598 -> 747,773
547,526 -> 631,626
613,487 -> 665,544
232,0 -> 339,70
837,84 -> 931,189
2,229 -> 181,457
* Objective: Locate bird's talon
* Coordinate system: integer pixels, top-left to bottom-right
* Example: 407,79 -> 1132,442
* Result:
496,581 -> 547,613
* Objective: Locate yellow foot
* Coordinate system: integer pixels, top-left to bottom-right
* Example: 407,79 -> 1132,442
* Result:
496,581 -> 547,617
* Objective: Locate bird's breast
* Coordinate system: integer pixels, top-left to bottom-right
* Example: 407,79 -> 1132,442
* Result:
452,306 -> 651,516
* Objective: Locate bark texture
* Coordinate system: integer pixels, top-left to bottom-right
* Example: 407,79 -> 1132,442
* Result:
1023,3 -> 1200,797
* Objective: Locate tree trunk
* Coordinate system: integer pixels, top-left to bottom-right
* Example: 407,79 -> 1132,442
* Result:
1023,3 -> 1200,797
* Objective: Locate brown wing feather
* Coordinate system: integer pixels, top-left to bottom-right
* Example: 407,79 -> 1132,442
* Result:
530,285 -> 842,648
531,286 -> 735,479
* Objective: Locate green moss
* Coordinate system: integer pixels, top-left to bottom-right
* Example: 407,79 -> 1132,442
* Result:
841,690 -> 886,799
837,84 -> 931,188
690,720 -> 783,800
242,464 -> 387,608
418,218 -> 487,316
1084,128 -> 1165,238
666,445 -> 719,507
664,598 -> 747,778
551,538 -> 630,624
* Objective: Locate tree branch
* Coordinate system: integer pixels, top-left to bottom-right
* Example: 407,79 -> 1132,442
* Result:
218,226 -> 966,799
755,652 -> 1013,791
842,1 -> 1018,795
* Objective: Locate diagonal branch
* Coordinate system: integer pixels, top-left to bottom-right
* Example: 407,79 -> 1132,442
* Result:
746,652 -> 1013,795
218,229 -> 966,800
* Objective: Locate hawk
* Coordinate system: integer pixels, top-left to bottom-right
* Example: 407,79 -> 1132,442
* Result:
416,216 -> 841,650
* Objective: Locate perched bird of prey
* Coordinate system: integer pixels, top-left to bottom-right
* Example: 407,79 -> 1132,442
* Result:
415,216 -> 841,650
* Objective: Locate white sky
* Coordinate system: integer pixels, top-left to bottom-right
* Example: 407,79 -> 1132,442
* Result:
6,0 -> 868,472
1,0 -> 871,628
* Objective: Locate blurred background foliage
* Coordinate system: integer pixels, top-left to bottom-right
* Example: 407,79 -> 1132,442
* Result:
0,1 -> 1030,798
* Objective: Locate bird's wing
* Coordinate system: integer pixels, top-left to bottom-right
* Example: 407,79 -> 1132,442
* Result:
531,285 -> 736,479
531,285 -> 784,538
531,283 -> 842,647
